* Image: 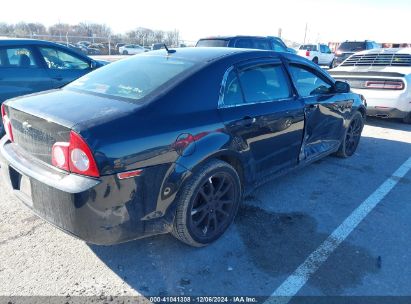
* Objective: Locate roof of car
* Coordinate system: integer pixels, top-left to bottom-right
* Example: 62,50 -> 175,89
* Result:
145,47 -> 280,63
198,35 -> 276,40
0,38 -> 66,47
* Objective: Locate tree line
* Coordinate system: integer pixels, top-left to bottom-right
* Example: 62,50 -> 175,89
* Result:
0,22 -> 181,46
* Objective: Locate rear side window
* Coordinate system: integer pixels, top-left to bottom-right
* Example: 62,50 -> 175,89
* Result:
196,39 -> 229,47
39,47 -> 89,70
239,65 -> 291,103
221,68 -> 243,106
0,47 -> 37,68
288,64 -> 332,97
221,64 -> 291,106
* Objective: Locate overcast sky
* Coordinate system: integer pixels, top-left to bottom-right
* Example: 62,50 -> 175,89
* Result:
1,0 -> 410,43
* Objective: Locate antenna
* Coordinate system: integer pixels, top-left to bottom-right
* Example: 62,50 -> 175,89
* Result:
164,44 -> 176,54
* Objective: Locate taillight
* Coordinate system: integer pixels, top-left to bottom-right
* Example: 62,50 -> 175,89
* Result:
1,103 -> 14,142
306,50 -> 310,57
52,142 -> 70,171
51,131 -> 99,177
365,80 -> 404,90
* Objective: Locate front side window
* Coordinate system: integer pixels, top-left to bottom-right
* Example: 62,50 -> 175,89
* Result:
289,65 -> 332,97
0,47 -> 37,68
238,64 -> 291,103
67,55 -> 196,102
39,47 -> 89,70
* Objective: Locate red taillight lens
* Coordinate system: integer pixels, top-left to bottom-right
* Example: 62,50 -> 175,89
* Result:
306,50 -> 310,56
365,80 -> 404,90
1,103 -> 14,142
69,131 -> 99,177
51,131 -> 99,178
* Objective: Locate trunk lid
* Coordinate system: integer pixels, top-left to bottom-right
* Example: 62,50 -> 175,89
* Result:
5,88 -> 137,165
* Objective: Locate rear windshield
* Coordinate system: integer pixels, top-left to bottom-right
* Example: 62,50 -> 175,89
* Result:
196,39 -> 229,47
67,55 -> 196,102
299,45 -> 317,51
338,42 -> 366,52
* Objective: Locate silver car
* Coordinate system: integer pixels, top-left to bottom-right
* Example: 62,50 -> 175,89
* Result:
329,48 -> 411,123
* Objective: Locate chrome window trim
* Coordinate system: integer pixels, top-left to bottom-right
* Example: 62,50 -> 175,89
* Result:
218,66 -> 236,108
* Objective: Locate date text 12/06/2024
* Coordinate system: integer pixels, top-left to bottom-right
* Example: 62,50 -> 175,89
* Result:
149,296 -> 258,303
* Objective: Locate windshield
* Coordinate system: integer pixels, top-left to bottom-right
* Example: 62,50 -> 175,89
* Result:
67,55 -> 196,101
338,42 -> 366,52
196,39 -> 229,47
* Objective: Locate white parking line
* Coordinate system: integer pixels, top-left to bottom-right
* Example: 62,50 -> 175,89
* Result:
266,156 -> 411,304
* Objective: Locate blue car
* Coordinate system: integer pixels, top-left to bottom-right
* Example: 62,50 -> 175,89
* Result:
0,39 -> 105,135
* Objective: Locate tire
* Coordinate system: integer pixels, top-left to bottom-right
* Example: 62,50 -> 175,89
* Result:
172,159 -> 242,247
312,57 -> 319,65
329,59 -> 335,69
335,112 -> 364,158
122,50 -> 128,55
403,112 -> 411,124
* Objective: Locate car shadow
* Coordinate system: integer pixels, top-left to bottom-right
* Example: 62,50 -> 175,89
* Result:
89,205 -> 378,297
365,117 -> 411,132
89,135 -> 411,298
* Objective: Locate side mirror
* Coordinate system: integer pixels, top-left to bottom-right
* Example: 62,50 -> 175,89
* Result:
334,81 -> 350,93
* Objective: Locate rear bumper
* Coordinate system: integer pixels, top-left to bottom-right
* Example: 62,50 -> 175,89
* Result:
0,137 -> 178,245
350,87 -> 411,115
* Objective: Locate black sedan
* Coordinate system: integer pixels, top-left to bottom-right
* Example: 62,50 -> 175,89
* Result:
0,48 -> 366,247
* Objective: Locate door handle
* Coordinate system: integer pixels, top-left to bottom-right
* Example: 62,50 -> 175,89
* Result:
53,76 -> 63,81
239,116 -> 256,127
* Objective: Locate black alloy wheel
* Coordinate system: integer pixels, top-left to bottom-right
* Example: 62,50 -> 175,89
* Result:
172,160 -> 241,247
189,172 -> 236,239
336,111 -> 364,158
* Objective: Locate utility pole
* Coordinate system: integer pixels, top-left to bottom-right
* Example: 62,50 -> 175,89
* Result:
303,23 -> 308,45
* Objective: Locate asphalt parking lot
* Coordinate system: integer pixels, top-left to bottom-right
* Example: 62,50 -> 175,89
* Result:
0,117 -> 410,302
